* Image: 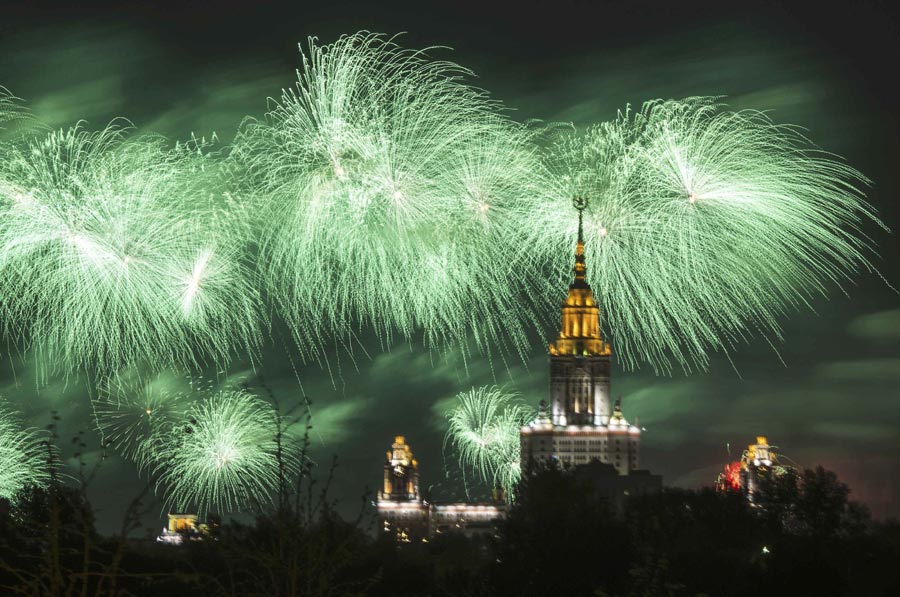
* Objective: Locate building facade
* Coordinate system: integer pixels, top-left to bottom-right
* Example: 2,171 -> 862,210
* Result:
521,201 -> 642,473
376,436 -> 506,542
156,513 -> 218,545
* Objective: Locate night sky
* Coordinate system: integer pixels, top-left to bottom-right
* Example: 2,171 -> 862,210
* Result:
2,0 -> 899,534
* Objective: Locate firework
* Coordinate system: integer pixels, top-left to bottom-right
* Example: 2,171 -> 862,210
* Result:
0,86 -> 31,132
233,33 -> 546,360
152,389 -> 292,515
444,386 -> 533,498
0,120 -> 263,376
534,98 -> 884,372
91,372 -> 198,472
0,402 -> 51,500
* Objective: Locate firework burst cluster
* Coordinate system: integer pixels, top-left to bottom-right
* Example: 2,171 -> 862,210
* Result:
0,401 -> 51,501
0,32 -> 888,512
444,386 -> 533,500
91,376 -> 294,514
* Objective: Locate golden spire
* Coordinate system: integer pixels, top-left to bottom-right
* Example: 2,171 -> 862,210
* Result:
549,197 -> 610,357
572,196 -> 588,288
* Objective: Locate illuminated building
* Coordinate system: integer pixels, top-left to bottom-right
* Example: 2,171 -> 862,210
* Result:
716,436 -> 795,505
376,436 -> 506,542
742,435 -> 774,503
376,435 -> 429,541
156,513 -> 218,545
520,199 -> 642,474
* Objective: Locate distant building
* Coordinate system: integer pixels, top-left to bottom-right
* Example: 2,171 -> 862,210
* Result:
717,436 -> 794,505
376,436 -> 506,542
156,513 -> 218,545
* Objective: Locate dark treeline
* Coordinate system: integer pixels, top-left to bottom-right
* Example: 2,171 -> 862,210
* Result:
2,460 -> 899,596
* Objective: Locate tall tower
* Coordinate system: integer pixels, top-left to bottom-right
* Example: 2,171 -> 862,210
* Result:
548,197 -> 612,426
376,436 -> 429,541
521,198 -> 641,475
380,435 -> 419,500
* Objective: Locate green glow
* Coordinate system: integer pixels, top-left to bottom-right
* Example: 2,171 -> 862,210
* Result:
0,35 -> 890,514
0,402 -> 51,500
0,120 -> 263,376
533,98 -> 883,372
1,39 -> 885,379
91,372 -> 196,473
233,32 -> 546,360
444,386 -> 533,499
152,389 -> 292,515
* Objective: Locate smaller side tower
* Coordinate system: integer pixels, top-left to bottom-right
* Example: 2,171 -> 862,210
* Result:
376,436 -> 428,541
380,435 -> 419,500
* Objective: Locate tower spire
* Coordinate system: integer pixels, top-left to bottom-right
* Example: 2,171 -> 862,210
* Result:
571,196 -> 589,289
549,197 -> 609,358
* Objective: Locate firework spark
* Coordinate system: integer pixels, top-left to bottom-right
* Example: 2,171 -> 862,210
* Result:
533,97 -> 884,372
444,386 -> 533,499
0,120 -> 263,376
0,402 -> 51,501
233,33 -> 546,361
91,372 -> 197,472
152,389 -> 293,515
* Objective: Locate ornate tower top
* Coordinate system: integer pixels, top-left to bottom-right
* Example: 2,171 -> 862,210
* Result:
381,435 -> 419,501
549,197 -> 611,357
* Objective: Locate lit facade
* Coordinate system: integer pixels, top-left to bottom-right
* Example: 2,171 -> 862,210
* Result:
521,201 -> 641,473
716,435 -> 799,507
156,513 -> 217,545
376,436 -> 506,542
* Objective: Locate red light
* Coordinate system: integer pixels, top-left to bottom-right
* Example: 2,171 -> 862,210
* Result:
717,461 -> 742,492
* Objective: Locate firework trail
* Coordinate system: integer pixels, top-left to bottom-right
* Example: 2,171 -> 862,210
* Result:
0,86 -> 32,133
0,38 -> 888,382
152,389 -> 294,515
534,97 -> 884,372
0,120 -> 263,377
0,402 -> 51,501
91,371 -> 198,473
444,386 -> 533,499
233,32 -> 547,361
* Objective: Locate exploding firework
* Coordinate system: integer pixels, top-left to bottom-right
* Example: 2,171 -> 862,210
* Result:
234,32 -> 546,360
0,86 -> 31,133
0,402 -> 51,500
716,461 -> 743,493
444,386 -> 533,499
91,372 -> 198,472
0,120 -> 263,376
533,97 -> 884,372
0,38 -> 887,380
152,389 -> 292,515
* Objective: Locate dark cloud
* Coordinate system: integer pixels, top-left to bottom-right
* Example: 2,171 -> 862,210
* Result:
847,309 -> 900,342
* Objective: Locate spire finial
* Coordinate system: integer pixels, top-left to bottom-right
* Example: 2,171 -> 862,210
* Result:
573,196 -> 587,244
571,197 -> 589,287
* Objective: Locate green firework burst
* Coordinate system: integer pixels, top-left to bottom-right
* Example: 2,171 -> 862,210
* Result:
152,389 -> 294,515
444,386 -> 533,499
233,32 -> 547,360
533,97 -> 885,372
0,120 -> 263,376
0,402 -> 51,501
91,372 -> 198,473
